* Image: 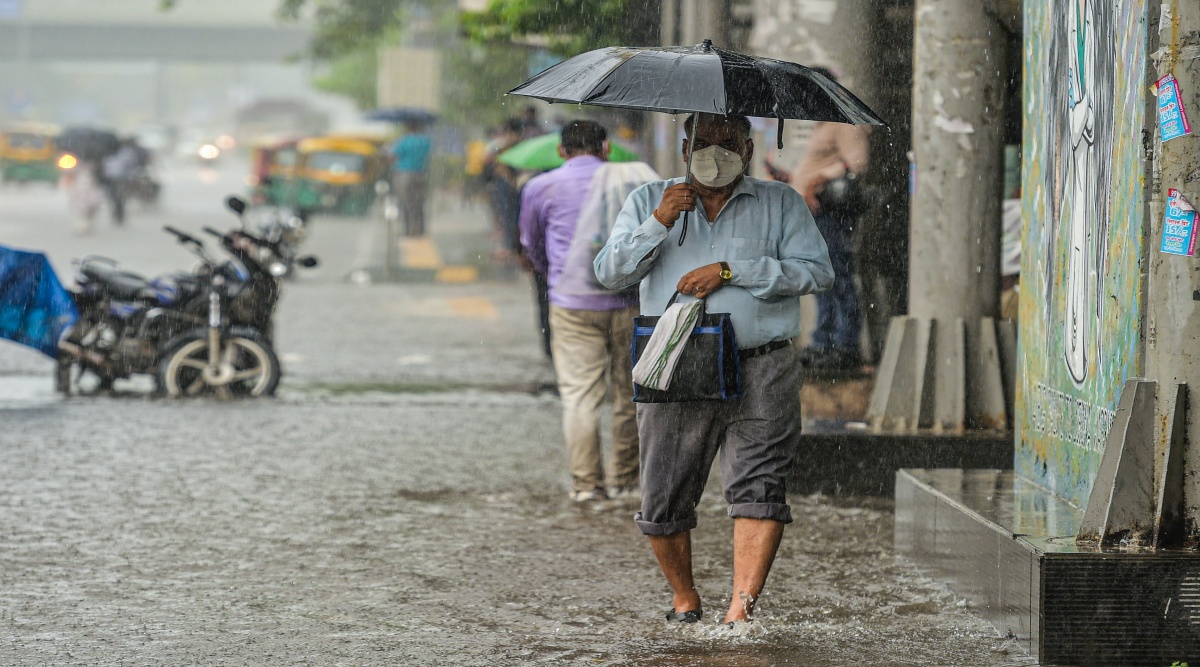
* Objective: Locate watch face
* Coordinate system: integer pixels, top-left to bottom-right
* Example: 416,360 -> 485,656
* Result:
720,270 -> 732,280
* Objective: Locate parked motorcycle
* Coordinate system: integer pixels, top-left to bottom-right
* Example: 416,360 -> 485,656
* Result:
55,197 -> 317,397
252,206 -> 310,279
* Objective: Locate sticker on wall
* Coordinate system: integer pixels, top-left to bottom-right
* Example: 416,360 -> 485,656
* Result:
1156,74 -> 1193,142
1161,188 -> 1198,256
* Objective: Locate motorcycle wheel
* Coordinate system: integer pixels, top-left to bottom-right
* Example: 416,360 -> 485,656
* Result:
157,326 -> 280,398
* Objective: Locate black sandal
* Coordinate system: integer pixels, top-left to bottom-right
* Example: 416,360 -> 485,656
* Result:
665,608 -> 703,623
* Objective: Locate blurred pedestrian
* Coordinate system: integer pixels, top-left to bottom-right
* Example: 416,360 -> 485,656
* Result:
463,136 -> 488,205
483,120 -> 523,257
483,120 -> 553,358
520,120 -> 656,502
61,159 -> 104,234
790,67 -> 870,373
101,138 -> 143,225
518,105 -> 545,140
389,120 -> 433,237
595,113 -> 833,625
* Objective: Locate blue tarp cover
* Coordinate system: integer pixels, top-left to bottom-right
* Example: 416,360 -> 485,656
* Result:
0,246 -> 77,358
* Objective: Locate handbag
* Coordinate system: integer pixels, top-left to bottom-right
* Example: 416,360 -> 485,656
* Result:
632,292 -> 743,403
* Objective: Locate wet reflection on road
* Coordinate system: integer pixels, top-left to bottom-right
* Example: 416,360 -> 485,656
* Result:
0,392 -> 1032,666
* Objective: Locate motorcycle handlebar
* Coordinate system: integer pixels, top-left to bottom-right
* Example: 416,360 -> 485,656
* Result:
163,226 -> 202,246
212,227 -> 272,254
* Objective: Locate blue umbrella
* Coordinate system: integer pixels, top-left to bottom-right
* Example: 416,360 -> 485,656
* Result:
0,246 -> 77,358
364,108 -> 438,125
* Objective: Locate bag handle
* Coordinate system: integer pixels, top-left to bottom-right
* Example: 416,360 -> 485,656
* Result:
664,290 -> 707,316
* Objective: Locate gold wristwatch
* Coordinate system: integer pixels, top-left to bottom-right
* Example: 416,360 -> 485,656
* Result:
719,261 -> 732,283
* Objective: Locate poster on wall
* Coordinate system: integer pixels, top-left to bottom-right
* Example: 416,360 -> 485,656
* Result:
1018,0 -> 1147,509
1160,188 -> 1198,256
1156,74 -> 1193,142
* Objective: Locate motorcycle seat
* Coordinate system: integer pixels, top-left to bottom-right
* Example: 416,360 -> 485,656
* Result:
80,263 -> 156,301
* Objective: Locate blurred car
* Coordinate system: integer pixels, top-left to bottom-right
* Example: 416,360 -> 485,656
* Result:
175,128 -> 224,164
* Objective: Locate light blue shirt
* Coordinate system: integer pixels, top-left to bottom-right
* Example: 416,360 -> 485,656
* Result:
594,176 -> 834,349
391,133 -> 431,172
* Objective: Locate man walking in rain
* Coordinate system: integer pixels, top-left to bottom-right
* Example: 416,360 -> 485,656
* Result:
389,120 -> 432,237
594,113 -> 833,625
519,120 -> 647,502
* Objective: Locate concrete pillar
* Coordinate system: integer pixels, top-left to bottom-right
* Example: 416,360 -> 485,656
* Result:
867,0 -> 1010,432
655,0 -> 730,179
908,0 -> 1006,322
1145,0 -> 1200,542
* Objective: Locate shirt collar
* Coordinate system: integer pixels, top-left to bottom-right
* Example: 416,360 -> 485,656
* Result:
563,154 -> 603,167
728,175 -> 759,200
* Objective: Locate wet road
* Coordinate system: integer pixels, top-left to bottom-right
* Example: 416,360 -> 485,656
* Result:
0,160 -> 1033,665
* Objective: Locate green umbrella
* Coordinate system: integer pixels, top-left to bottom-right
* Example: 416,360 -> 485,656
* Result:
497,131 -> 640,171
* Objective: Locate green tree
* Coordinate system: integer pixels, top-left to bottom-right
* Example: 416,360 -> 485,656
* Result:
461,0 -> 661,56
161,0 -> 660,61
312,46 -> 378,110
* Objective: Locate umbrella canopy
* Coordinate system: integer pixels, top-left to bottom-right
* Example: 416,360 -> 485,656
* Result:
0,246 -> 77,358
364,107 -> 438,125
509,40 -> 884,244
497,131 -> 641,172
508,40 -> 885,139
56,127 -> 121,162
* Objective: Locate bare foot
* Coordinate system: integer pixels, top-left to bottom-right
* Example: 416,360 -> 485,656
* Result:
723,592 -> 756,624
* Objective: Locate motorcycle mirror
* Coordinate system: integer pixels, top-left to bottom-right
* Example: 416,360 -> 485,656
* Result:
299,256 -> 319,268
226,196 -> 247,216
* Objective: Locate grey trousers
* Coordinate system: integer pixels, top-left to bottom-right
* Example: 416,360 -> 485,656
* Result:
634,344 -> 802,536
391,171 -> 429,237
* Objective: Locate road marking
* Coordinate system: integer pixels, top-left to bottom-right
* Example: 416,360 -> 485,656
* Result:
399,238 -> 441,270
388,296 -> 499,320
436,266 -> 478,284
448,297 -> 499,320
394,235 -> 480,285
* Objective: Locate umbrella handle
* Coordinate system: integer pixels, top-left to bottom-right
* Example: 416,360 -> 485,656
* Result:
679,125 -> 697,247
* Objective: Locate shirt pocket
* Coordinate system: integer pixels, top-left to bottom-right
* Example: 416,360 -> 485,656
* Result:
726,237 -> 774,261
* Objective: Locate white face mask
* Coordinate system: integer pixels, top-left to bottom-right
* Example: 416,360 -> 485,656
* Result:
689,145 -> 745,188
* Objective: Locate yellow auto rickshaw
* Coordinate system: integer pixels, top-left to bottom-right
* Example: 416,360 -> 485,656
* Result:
293,136 -> 387,216
1,122 -> 60,185
247,135 -> 301,206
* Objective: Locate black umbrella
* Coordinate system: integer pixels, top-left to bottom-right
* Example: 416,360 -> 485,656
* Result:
364,107 -> 438,125
56,127 -> 121,162
508,40 -> 884,242
509,40 -> 883,146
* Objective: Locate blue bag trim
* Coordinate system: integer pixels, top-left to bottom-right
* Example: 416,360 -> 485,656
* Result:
629,293 -> 744,402
634,325 -> 722,336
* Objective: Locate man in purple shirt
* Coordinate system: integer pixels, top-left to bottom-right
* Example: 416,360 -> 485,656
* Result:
519,120 -> 642,503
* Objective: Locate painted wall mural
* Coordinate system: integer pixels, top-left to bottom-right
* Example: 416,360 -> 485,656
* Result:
1017,0 -> 1147,508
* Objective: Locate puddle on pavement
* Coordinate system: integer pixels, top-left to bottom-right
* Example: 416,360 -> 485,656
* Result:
0,394 -> 1032,666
